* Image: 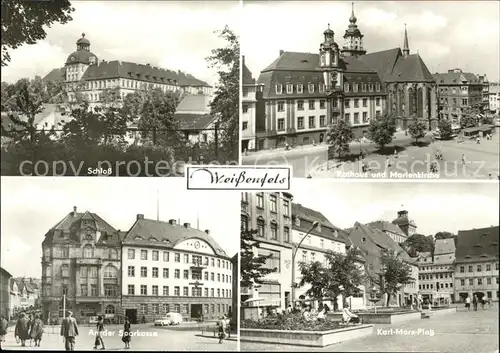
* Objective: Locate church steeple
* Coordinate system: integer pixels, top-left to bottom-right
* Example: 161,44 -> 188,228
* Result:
403,24 -> 410,57
341,2 -> 366,57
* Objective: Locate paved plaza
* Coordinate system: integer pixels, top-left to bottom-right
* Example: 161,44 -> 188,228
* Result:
1,323 -> 236,351
242,129 -> 500,179
241,304 -> 499,352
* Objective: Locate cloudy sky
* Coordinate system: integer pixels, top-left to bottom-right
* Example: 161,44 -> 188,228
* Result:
291,180 -> 499,236
1,177 -> 240,278
242,1 -> 500,82
1,1 -> 240,86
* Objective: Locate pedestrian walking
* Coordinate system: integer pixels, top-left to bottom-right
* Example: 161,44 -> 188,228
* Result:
60,311 -> 79,351
14,312 -> 30,347
29,314 -> 44,347
93,315 -> 105,350
0,315 -> 8,349
473,295 -> 478,311
461,154 -> 466,165
465,296 -> 471,311
121,316 -> 131,349
217,316 -> 226,344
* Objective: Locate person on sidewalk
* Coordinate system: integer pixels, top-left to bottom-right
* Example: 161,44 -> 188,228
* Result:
29,314 -> 44,347
121,316 -> 131,349
94,316 -> 105,350
465,296 -> 471,311
217,316 -> 226,344
14,312 -> 30,347
60,311 -> 79,351
0,315 -> 8,349
342,305 -> 360,325
473,295 -> 478,311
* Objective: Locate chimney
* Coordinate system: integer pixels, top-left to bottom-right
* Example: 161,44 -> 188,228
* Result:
205,229 -> 210,234
183,222 -> 191,228
137,214 -> 144,220
279,50 -> 284,56
169,219 -> 177,225
242,55 -> 245,68
73,206 -> 77,215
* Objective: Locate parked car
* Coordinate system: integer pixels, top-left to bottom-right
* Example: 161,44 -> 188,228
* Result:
166,312 -> 183,325
154,317 -> 171,326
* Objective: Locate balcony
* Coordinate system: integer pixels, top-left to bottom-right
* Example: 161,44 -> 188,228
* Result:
190,261 -> 206,270
75,296 -> 103,304
76,258 -> 102,266
189,280 -> 205,287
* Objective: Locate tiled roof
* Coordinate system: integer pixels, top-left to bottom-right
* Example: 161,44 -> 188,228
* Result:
257,51 -> 383,99
0,267 -> 12,279
455,226 -> 499,263
243,61 -> 255,85
122,218 -> 229,258
359,48 -> 435,83
175,113 -> 216,130
434,238 -> 456,255
43,68 -> 66,83
366,221 -> 405,237
292,203 -> 348,243
79,61 -> 210,87
176,94 -> 212,114
66,50 -> 98,65
349,222 -> 415,264
42,210 -> 118,246
433,72 -> 481,85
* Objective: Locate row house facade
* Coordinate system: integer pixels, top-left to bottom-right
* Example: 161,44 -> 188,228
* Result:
252,6 -> 437,150
454,226 -> 499,302
241,56 -> 264,152
434,69 -> 485,125
240,192 -> 294,309
0,268 -> 12,319
121,216 -> 232,323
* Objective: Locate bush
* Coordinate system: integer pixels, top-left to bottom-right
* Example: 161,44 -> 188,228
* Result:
241,313 -> 342,331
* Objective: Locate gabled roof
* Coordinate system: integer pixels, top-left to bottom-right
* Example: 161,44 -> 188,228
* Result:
175,113 -> 216,130
358,48 -> 401,82
176,94 -> 212,114
433,72 -> 482,85
122,218 -> 229,258
434,238 -> 456,256
42,210 -> 118,246
366,221 -> 406,237
456,226 -> 499,263
43,68 -> 66,83
292,203 -> 348,243
0,267 -> 12,279
243,61 -> 255,85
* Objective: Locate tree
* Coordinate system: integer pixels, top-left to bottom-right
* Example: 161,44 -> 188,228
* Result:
408,118 -> 426,144
379,249 -> 415,307
460,103 -> 482,128
402,233 -> 434,257
368,113 -> 397,149
299,247 -> 365,311
437,119 -> 453,139
240,229 -> 277,288
326,119 -> 354,159
434,231 -> 454,240
1,0 -> 74,66
206,26 -> 239,162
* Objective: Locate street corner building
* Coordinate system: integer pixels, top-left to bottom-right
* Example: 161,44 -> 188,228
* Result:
40,207 -> 122,323
121,216 -> 233,323
40,207 -> 234,324
240,192 -> 358,315
454,226 -> 499,303
244,4 -> 439,151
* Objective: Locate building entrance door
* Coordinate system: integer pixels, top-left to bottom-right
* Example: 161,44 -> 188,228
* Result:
125,309 -> 137,324
191,304 -> 202,320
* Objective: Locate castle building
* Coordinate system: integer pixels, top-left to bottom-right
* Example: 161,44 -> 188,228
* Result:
434,69 -> 485,125
121,216 -> 232,323
43,33 -> 213,109
40,207 -> 122,323
252,5 -> 437,150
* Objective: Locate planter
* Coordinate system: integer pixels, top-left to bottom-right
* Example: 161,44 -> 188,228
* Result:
240,324 -> 374,347
329,311 -> 421,324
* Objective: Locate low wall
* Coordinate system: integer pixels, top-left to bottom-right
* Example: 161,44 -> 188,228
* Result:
424,307 -> 457,317
329,311 -> 421,324
240,324 -> 373,347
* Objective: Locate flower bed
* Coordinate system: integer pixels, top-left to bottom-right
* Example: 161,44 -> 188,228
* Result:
241,314 -> 342,331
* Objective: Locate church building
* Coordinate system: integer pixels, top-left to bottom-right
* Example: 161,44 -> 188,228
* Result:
252,3 -> 437,150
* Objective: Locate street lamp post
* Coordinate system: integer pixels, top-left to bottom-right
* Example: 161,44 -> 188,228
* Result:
291,221 -> 319,309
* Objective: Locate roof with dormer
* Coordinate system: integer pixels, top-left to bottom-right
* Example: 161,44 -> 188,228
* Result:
455,226 -> 499,263
366,221 -> 406,237
433,72 -> 482,86
292,203 -> 348,243
122,217 -> 229,259
42,209 -> 119,246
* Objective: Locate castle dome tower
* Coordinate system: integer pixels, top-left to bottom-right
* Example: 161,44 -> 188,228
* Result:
341,2 -> 367,57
